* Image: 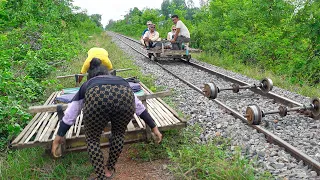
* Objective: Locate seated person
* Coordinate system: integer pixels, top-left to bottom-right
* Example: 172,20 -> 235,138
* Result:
142,24 -> 161,50
170,15 -> 190,50
167,25 -> 176,41
164,25 -> 176,49
140,21 -> 152,45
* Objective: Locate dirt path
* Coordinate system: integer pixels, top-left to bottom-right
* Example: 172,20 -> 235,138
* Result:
88,145 -> 175,180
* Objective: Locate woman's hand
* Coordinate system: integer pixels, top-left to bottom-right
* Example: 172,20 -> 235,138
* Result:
52,135 -> 64,157
151,127 -> 162,144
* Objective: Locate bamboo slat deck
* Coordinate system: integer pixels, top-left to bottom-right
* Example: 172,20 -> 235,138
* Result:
11,82 -> 186,151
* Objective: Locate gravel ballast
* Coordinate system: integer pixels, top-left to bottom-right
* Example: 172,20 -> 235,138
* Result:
108,32 -> 320,179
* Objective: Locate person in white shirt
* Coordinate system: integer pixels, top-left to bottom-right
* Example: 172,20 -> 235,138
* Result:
170,15 -> 190,50
167,25 -> 176,41
143,24 -> 161,50
140,21 -> 153,45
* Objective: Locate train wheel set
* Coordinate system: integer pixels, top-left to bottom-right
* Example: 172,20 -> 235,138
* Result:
203,78 -> 319,125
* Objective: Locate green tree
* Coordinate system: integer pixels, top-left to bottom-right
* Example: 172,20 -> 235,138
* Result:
90,14 -> 103,28
161,0 -> 171,18
0,0 -> 102,151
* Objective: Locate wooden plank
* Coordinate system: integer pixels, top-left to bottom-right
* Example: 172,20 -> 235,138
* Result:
13,81 -> 188,150
64,123 -> 186,153
76,111 -> 84,137
159,122 -> 186,131
18,112 -> 47,144
133,114 -> 144,128
127,120 -> 135,131
73,113 -> 80,134
12,92 -> 56,144
140,83 -> 184,122
37,91 -> 62,141
28,91 -> 170,114
140,83 -> 186,122
147,101 -> 170,126
145,108 -> 161,127
148,99 -> 174,124
41,114 -> 59,142
153,101 -> 177,124
24,112 -> 49,143
57,73 -> 87,79
146,104 -> 164,127
29,104 -> 68,113
134,114 -> 145,128
56,68 -> 132,79
133,118 -> 143,129
147,99 -> 174,125
151,98 -> 180,123
66,130 -> 147,152
34,112 -> 52,142
12,113 -> 41,144
67,125 -> 74,139
156,98 -> 185,122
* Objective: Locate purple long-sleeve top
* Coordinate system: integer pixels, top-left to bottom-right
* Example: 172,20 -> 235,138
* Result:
57,75 -> 155,137
62,95 -> 145,126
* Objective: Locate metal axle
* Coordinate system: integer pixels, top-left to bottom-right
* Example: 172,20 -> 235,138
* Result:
203,78 -> 273,99
245,97 -> 320,125
218,83 -> 263,93
263,104 -> 315,117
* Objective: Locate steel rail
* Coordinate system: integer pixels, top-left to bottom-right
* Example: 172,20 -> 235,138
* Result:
113,32 -> 320,175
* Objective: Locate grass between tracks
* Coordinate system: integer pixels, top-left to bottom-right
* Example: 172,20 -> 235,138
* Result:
1,33 -> 272,179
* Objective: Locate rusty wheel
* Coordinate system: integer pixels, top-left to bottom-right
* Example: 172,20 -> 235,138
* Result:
203,82 -> 218,99
246,104 -> 262,125
311,97 -> 320,117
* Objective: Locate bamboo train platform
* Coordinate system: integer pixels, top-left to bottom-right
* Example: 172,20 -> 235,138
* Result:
10,82 -> 186,152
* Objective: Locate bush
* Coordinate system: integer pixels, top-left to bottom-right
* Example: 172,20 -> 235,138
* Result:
0,0 -> 102,151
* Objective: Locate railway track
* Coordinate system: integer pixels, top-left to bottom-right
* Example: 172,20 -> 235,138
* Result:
110,32 -> 320,177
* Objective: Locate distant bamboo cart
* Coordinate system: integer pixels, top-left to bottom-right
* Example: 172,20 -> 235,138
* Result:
147,40 -> 202,61
11,74 -> 186,152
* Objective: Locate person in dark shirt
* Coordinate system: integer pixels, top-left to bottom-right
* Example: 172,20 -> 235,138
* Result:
52,59 -> 162,179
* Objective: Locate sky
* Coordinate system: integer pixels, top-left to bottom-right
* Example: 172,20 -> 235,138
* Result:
72,0 -> 200,27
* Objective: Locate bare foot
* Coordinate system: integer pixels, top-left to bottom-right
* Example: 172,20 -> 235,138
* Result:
105,167 -> 113,177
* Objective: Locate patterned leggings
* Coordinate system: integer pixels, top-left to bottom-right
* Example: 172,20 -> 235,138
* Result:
83,84 -> 135,179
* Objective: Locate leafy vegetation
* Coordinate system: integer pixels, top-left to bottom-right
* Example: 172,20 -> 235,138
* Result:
106,0 -> 319,94
0,0 -> 103,151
